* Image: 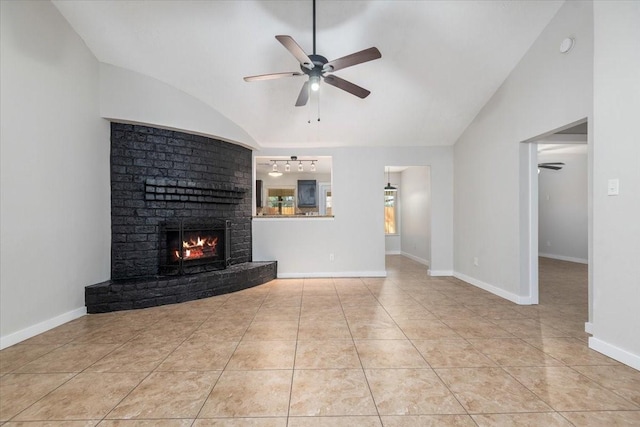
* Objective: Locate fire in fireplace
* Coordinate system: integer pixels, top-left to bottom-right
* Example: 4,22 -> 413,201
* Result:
160,219 -> 230,275
172,233 -> 219,262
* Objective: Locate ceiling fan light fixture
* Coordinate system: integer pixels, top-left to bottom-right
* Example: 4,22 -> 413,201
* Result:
310,75 -> 320,92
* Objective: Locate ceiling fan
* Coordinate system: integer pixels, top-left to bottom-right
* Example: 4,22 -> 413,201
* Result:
538,162 -> 565,171
243,0 -> 381,107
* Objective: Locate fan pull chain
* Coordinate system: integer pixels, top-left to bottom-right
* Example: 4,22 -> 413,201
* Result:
317,92 -> 321,122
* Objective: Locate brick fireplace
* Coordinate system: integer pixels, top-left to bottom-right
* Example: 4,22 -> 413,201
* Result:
85,123 -> 276,313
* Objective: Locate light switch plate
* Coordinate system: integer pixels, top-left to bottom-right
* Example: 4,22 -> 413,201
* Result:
607,179 -> 619,196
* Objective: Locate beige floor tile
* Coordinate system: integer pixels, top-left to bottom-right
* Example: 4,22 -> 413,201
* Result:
505,366 -> 639,411
342,307 -> 393,321
242,321 -> 299,341
4,256 -> 633,425
253,306 -> 301,322
189,322 -> 250,341
0,373 -> 74,421
68,326 -> 142,345
107,371 -> 220,419
193,419 -> 287,427
440,319 -> 513,339
435,367 -> 551,413
226,340 -> 295,370
395,319 -> 461,340
523,337 -> 620,365
288,416 -> 382,426
300,308 -> 345,322
471,412 -> 574,426
297,321 -> 352,340
467,338 -> 563,367
4,421 -> 99,426
572,364 -> 640,406
199,370 -> 292,417
17,327 -> 80,346
289,369 -> 377,416
0,344 -> 61,374
14,372 -> 145,421
85,340 -> 180,372
354,340 -> 428,369
132,321 -> 201,344
156,340 -> 237,371
15,343 -> 119,373
365,368 -> 465,415
380,415 -> 477,427
490,318 -> 568,338
98,420 -> 194,426
412,339 -> 496,368
462,305 -> 527,320
427,306 -> 479,320
559,410 -> 640,426
347,318 -> 406,340
294,340 -> 361,369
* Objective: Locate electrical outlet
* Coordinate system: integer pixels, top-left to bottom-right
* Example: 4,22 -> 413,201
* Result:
473,257 -> 479,266
329,253 -> 334,262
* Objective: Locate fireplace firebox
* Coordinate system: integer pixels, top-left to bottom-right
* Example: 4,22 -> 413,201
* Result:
160,219 -> 231,275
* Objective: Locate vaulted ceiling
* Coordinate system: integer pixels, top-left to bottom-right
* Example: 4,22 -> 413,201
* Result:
52,0 -> 563,148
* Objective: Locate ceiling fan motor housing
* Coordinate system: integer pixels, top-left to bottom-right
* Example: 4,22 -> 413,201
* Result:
302,54 -> 329,76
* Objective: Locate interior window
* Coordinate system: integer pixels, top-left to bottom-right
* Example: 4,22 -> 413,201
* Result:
255,156 -> 333,217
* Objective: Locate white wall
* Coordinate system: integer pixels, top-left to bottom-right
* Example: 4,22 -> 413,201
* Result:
589,0 -> 640,370
538,146 -> 588,263
253,146 -> 453,277
1,1 -> 110,347
99,63 -> 259,150
453,1 -> 593,302
400,167 -> 431,266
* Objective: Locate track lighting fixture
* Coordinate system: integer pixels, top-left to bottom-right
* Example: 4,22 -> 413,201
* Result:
267,156 -> 318,176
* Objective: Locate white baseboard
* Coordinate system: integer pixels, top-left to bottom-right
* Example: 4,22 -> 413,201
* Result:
589,336 -> 640,371
385,250 -> 401,255
278,271 -> 387,279
400,252 -> 430,267
584,322 -> 594,334
539,253 -> 588,264
428,270 -> 454,277
453,271 -> 534,305
0,307 -> 87,350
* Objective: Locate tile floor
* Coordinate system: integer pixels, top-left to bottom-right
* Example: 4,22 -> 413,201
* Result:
1,256 -> 639,426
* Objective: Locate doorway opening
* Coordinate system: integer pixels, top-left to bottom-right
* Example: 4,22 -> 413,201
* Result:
384,166 -> 431,272
519,118 -> 591,330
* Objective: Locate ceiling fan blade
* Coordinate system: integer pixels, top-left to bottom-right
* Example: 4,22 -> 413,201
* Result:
295,81 -> 310,107
276,35 -> 314,70
539,162 -> 565,166
538,165 -> 563,170
323,47 -> 381,73
244,72 -> 303,82
323,75 -> 371,99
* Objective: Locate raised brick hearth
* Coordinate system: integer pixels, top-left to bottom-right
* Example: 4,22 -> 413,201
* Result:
85,123 -> 276,312
86,261 -> 277,313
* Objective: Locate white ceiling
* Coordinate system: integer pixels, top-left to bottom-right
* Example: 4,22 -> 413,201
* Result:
52,0 -> 563,148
